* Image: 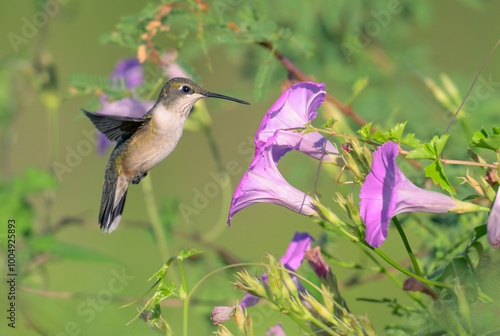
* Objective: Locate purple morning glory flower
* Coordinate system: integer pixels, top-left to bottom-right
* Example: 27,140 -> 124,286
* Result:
255,82 -> 338,162
241,232 -> 314,308
266,322 -> 286,336
111,58 -> 144,89
360,142 -> 459,248
97,97 -> 154,154
487,192 -> 500,248
228,132 -> 319,225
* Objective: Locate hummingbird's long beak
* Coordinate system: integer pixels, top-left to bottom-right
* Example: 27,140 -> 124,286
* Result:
204,91 -> 250,105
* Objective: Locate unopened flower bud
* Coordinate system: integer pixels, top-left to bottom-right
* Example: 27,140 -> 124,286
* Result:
210,305 -> 236,325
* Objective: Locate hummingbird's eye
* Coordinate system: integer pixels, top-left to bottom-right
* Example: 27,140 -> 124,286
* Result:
181,85 -> 191,93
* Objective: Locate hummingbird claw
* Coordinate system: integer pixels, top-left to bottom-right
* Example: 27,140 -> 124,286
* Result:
131,172 -> 148,185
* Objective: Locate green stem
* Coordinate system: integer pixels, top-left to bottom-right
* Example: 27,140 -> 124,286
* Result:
364,242 -> 452,288
287,312 -> 315,334
392,216 -> 422,277
360,246 -> 426,310
178,260 -> 189,336
141,175 -> 169,261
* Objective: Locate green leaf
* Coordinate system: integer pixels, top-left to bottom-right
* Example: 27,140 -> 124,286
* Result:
30,235 -> 120,263
401,133 -> 421,148
22,167 -> 58,193
357,122 -> 372,139
435,256 -> 469,282
177,248 -> 203,261
347,77 -> 369,104
424,160 -> 455,195
406,134 -> 450,159
383,122 -> 407,142
469,127 -> 500,151
406,145 -> 435,159
370,131 -> 388,143
302,121 -> 316,135
322,117 -> 336,129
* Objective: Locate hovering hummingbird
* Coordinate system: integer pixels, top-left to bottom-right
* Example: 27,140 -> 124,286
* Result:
83,77 -> 249,233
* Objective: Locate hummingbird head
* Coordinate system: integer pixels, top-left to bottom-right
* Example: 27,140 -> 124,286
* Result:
157,77 -> 250,117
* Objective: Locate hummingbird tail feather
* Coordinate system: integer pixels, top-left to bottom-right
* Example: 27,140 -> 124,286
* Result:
99,172 -> 129,233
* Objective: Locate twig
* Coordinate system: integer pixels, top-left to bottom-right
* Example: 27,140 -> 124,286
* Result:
258,41 -> 370,127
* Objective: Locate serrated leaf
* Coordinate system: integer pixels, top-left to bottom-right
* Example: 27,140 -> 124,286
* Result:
406,134 -> 450,159
370,131 -> 388,143
30,235 -> 120,263
178,248 -> 202,261
424,160 -> 455,195
432,134 -> 450,156
383,122 -> 407,142
401,133 -> 421,148
322,117 -> 336,129
406,145 -> 435,159
357,122 -> 372,139
469,127 -> 500,151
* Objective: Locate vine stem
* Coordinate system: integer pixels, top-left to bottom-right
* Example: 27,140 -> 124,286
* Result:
392,216 -> 422,277
141,176 -> 170,262
288,313 -> 315,334
362,242 -> 452,288
178,260 -> 189,336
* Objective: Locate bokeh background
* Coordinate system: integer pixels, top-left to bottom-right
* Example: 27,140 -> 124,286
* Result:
1,0 -> 499,335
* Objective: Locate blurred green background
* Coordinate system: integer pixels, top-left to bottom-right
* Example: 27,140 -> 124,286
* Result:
1,0 -> 499,335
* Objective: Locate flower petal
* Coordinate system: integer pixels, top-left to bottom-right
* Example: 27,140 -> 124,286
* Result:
360,142 -> 457,247
255,82 -> 338,162
487,191 -> 500,248
266,322 -> 286,336
228,133 -> 318,225
111,58 -> 144,89
240,232 -> 313,308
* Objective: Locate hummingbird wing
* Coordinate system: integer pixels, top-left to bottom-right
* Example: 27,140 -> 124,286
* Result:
82,109 -> 150,142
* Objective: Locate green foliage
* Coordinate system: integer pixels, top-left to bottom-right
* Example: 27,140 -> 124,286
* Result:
4,0 -> 499,335
0,167 -> 57,236
469,126 -> 500,151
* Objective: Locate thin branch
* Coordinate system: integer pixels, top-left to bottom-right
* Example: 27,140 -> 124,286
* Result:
258,41 -> 370,127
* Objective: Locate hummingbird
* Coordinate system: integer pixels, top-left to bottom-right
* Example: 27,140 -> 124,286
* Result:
83,77 -> 249,233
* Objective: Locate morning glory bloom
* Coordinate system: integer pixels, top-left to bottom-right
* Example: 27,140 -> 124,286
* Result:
228,132 -> 318,225
360,142 -> 462,248
487,192 -> 500,248
240,232 -> 314,308
110,58 -> 144,89
255,82 -> 339,162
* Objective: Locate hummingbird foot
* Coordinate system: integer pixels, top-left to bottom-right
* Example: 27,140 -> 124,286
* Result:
131,172 -> 148,185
